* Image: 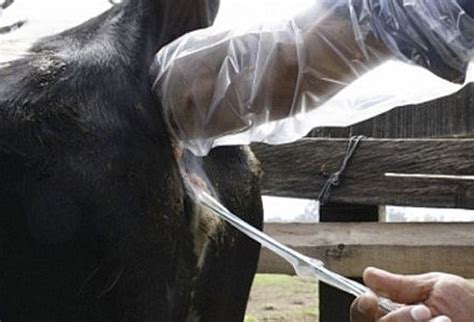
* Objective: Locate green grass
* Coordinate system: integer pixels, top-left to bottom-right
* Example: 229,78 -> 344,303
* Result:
303,306 -> 318,318
245,274 -> 319,322
245,276 -> 474,322
251,273 -> 301,287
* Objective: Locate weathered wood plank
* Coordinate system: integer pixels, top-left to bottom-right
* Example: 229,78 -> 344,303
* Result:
257,223 -> 474,277
252,138 -> 474,208
318,204 -> 378,322
310,84 -> 474,139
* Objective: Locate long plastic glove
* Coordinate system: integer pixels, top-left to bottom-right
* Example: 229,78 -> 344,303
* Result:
152,0 -> 474,156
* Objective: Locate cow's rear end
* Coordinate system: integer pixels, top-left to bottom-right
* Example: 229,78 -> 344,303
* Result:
0,1 -> 263,321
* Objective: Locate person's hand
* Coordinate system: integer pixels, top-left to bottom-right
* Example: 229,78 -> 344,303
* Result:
350,267 -> 474,322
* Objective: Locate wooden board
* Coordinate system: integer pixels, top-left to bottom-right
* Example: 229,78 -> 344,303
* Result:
257,223 -> 474,277
317,204 -> 378,322
310,84 -> 474,139
252,138 -> 474,208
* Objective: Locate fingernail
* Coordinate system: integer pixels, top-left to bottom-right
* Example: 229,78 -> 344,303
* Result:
410,305 -> 431,320
431,316 -> 451,322
367,267 -> 386,274
357,297 -> 370,314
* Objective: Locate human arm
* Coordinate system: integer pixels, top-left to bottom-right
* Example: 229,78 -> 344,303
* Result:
350,267 -> 474,322
152,0 -> 474,155
152,1 -> 390,140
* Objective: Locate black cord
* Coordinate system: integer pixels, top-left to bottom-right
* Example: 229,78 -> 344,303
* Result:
317,135 -> 365,205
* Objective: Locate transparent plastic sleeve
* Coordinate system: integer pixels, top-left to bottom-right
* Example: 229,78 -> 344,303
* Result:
152,0 -> 474,156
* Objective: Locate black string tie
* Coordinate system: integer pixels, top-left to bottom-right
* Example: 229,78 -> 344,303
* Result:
317,135 -> 365,206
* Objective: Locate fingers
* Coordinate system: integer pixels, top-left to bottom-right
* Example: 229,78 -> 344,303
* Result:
429,317 -> 452,322
363,267 -> 438,304
350,293 -> 379,322
350,293 -> 453,322
379,305 -> 432,322
378,304 -> 452,322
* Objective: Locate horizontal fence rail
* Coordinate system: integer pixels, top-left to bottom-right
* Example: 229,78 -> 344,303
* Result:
257,223 -> 474,277
311,84 -> 474,139
252,138 -> 474,209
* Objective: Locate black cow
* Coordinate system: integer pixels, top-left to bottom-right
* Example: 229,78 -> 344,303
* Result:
0,0 -> 263,321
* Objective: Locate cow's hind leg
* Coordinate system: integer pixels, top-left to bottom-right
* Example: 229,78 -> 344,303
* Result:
190,146 -> 263,322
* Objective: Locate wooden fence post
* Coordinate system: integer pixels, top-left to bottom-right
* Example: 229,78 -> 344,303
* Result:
319,203 -> 379,322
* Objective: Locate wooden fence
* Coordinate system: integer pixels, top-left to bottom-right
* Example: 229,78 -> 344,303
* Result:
251,83 -> 474,321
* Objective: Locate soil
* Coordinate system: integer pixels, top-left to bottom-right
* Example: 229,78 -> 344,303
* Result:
245,274 -> 319,322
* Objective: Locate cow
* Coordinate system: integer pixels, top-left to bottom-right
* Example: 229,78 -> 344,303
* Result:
0,0 -> 263,321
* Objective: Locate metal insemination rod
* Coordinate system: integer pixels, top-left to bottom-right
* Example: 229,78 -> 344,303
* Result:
196,189 -> 401,313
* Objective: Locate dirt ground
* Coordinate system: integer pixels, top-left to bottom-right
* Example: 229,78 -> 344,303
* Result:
245,274 -> 319,322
